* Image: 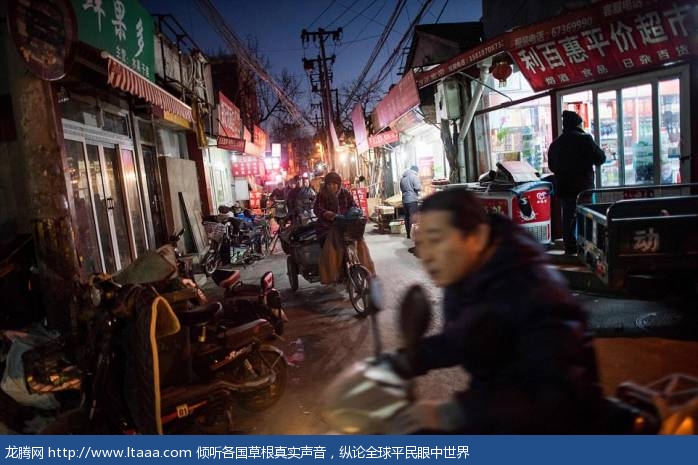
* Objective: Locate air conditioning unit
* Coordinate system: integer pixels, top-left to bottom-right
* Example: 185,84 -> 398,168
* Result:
435,79 -> 461,121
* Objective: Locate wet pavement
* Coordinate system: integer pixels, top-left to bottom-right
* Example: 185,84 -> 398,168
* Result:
207,226 -> 698,434
2,225 -> 696,434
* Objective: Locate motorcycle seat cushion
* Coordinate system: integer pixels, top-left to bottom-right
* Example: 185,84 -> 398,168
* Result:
212,269 -> 242,288
176,302 -> 223,327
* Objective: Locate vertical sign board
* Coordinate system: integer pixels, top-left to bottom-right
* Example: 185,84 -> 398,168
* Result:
71,0 -> 155,81
351,103 -> 369,155
218,92 -> 241,138
351,187 -> 369,218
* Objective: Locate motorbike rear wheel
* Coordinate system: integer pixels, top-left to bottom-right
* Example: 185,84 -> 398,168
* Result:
233,346 -> 288,412
203,249 -> 220,275
347,264 -> 371,316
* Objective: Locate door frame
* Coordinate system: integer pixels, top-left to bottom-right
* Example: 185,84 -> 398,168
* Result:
62,119 -> 147,271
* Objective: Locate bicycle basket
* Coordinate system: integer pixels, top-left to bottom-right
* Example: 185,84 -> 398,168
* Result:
338,217 -> 366,241
203,221 -> 227,242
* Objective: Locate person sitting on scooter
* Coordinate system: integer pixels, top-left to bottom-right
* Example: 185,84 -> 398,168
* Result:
389,188 -> 605,434
314,172 -> 374,284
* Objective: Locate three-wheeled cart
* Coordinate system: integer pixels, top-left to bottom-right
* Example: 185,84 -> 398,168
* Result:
575,183 -> 698,289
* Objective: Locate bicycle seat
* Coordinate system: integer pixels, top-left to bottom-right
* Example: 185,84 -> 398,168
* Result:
212,269 -> 242,289
176,301 -> 223,327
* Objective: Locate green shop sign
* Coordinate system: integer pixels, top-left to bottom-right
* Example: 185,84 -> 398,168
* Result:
71,0 -> 154,81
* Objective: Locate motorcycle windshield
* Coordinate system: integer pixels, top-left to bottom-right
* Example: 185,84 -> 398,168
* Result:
113,249 -> 178,285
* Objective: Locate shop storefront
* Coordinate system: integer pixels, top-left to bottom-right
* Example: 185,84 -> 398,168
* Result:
415,0 -> 697,187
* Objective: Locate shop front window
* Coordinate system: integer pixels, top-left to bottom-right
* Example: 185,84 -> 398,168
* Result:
598,91 -> 620,186
622,84 -> 654,185
659,79 -> 681,184
475,96 -> 552,173
559,70 -> 686,187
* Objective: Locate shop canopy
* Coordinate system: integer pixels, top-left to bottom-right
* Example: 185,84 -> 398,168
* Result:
105,53 -> 192,122
415,0 -> 697,92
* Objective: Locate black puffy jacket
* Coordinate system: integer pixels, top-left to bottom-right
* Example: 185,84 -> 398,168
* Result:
410,214 -> 605,433
547,127 -> 606,198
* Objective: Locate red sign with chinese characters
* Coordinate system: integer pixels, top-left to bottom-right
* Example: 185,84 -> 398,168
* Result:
415,0 -> 697,90
217,135 -> 246,152
253,125 -> 268,152
372,71 -> 420,131
232,156 -> 265,177
351,187 -> 369,218
511,0 -> 696,91
218,92 -> 241,138
368,130 -> 399,148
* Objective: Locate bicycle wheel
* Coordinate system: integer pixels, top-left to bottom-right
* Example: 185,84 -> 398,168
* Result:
347,264 -> 371,316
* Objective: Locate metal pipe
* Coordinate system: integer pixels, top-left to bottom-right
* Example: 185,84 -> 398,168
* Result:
456,60 -> 491,181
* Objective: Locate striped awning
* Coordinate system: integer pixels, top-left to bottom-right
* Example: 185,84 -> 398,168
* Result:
105,54 -> 192,122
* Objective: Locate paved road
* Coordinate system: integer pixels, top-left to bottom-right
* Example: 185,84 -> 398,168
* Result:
208,227 -> 698,434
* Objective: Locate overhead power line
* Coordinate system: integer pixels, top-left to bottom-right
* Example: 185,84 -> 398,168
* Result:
194,0 -> 304,124
340,0 -> 407,113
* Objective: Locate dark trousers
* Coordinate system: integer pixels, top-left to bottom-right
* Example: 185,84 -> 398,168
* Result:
404,202 -> 419,239
561,197 -> 578,253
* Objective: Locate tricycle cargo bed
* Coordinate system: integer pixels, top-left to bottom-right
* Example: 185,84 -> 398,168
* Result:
576,186 -> 698,290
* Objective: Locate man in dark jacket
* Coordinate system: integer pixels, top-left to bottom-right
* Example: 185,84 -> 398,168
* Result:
391,189 -> 604,434
547,110 -> 606,254
399,165 -> 421,239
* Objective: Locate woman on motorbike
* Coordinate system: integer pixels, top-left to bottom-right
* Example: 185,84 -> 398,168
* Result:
313,172 -> 375,284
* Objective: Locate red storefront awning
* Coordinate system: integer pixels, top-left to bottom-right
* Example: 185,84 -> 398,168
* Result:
105,54 -> 192,122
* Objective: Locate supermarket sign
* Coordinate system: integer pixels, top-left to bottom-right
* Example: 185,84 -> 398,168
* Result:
511,0 -> 698,91
415,0 -> 698,91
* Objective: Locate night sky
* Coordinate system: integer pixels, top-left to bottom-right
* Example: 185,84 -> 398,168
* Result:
140,0 -> 482,110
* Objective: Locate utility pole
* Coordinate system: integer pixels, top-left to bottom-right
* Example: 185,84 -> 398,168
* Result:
302,27 -> 342,172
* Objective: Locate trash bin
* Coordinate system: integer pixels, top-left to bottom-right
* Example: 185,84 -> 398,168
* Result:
446,161 -> 553,245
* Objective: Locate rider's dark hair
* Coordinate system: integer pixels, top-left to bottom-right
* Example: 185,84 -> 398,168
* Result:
420,189 -> 488,236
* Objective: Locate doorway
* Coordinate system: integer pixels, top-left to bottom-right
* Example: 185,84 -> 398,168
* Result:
64,135 -> 147,274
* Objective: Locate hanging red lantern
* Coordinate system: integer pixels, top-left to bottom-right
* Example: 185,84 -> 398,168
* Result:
490,61 -> 512,86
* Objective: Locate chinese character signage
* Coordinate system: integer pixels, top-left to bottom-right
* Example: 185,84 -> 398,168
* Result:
351,104 -> 369,154
232,156 -> 264,177
71,0 -> 155,81
351,188 -> 369,218
511,0 -> 697,91
414,0 -> 697,90
253,125 -> 268,152
368,130 -> 399,148
218,92 -> 241,138
372,71 -> 420,132
8,0 -> 78,81
217,135 -> 246,152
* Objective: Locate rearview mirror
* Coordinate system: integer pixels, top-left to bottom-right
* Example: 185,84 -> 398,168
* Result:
261,271 -> 274,291
398,285 -> 431,348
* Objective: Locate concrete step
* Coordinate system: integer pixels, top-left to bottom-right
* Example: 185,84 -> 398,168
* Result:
546,252 -> 610,293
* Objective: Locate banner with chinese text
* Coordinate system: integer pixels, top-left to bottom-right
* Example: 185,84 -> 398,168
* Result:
351,187 -> 369,218
368,130 -> 399,148
372,71 -> 420,132
218,92 -> 241,138
71,0 -> 155,81
511,0 -> 697,91
232,156 -> 264,177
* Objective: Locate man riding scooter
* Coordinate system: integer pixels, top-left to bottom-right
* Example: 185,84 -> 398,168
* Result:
385,189 -> 605,434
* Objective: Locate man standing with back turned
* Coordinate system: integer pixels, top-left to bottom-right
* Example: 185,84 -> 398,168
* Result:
400,165 -> 421,239
547,110 -> 606,255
